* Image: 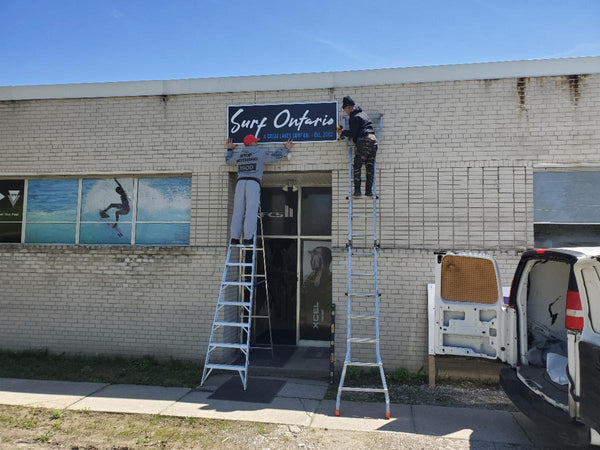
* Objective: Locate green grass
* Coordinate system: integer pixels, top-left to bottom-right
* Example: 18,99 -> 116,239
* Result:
0,349 -> 204,388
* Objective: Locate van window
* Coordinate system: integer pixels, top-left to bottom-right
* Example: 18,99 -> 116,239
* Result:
581,267 -> 600,333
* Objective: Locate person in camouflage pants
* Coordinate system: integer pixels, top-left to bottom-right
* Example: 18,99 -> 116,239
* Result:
337,96 -> 378,197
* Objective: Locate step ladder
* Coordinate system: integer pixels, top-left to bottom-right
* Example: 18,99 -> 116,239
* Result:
335,113 -> 390,419
201,212 -> 273,390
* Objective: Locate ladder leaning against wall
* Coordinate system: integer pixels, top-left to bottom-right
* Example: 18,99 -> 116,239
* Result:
335,113 -> 391,419
201,212 -> 273,390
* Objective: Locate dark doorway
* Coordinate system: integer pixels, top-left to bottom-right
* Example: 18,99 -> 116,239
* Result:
253,238 -> 297,345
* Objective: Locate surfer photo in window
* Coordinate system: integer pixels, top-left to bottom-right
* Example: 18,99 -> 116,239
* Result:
99,179 -> 130,232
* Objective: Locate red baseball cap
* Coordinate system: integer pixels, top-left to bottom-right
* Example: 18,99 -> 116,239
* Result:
243,134 -> 260,146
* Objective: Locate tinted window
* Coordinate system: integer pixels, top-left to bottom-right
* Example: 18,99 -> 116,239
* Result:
25,179 -> 78,244
301,187 -> 332,236
260,187 -> 297,236
534,171 -> 600,247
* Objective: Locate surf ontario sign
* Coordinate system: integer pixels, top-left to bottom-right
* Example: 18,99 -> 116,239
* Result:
227,102 -> 338,144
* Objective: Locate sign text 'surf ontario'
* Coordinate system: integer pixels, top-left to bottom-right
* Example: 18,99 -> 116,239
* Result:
227,102 -> 338,143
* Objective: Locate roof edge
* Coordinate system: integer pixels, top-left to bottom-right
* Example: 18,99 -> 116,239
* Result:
1,56 -> 599,101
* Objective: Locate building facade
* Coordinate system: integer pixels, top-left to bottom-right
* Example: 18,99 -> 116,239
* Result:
1,57 -> 599,372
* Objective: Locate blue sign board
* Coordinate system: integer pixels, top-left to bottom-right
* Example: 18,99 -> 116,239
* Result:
227,102 -> 338,143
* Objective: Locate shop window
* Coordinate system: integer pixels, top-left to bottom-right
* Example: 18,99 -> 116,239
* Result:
301,187 -> 332,236
25,179 -> 78,244
80,178 -> 134,244
0,179 -> 24,243
3,176 -> 191,246
260,187 -> 297,236
534,171 -> 600,248
136,177 -> 191,245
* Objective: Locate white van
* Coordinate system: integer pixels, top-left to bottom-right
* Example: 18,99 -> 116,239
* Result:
433,249 -> 600,447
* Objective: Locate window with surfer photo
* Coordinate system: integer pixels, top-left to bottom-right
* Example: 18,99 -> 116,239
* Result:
99,179 -> 131,236
80,178 -> 135,243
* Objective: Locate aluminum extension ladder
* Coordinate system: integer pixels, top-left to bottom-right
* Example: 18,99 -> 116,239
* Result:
335,114 -> 390,418
201,212 -> 273,390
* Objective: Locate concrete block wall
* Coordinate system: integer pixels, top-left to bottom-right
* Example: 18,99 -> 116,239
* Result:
0,72 -> 598,370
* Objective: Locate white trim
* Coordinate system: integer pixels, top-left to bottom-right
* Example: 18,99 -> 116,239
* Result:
2,57 -> 599,101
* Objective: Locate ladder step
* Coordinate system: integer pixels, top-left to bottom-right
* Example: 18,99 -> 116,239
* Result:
352,233 -> 374,237
209,342 -> 248,350
349,314 -> 377,320
219,301 -> 251,307
222,281 -> 253,287
348,337 -> 379,344
351,252 -> 375,256
348,292 -> 378,297
205,363 -> 246,372
214,321 -> 249,328
339,387 -> 388,393
345,361 -> 381,367
226,262 -> 253,267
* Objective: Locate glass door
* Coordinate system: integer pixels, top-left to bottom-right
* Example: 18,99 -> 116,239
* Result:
257,185 -> 332,346
298,187 -> 332,345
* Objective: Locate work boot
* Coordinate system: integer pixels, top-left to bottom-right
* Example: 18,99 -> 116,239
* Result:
230,238 -> 240,245
243,239 -> 254,246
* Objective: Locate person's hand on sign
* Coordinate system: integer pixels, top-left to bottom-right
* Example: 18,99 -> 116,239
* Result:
226,138 -> 237,150
336,125 -> 343,140
284,138 -> 295,151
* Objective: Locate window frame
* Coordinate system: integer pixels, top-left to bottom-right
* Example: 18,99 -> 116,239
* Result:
534,166 -> 600,248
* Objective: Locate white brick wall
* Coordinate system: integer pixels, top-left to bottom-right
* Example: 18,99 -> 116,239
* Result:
1,73 -> 598,371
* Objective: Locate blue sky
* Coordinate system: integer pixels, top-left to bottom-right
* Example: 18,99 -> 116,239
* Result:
1,0 -> 599,86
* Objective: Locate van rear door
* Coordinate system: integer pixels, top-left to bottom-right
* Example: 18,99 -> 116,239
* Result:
574,259 -> 600,432
432,252 -> 517,365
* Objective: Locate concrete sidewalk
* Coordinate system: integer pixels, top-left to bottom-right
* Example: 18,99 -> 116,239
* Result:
0,376 -> 545,447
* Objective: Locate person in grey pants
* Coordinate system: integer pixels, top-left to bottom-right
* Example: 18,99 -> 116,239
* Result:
226,134 -> 294,246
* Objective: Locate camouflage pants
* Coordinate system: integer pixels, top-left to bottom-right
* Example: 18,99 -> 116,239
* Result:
353,134 -> 378,194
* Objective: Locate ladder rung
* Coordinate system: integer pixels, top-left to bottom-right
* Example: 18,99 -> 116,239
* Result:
339,387 -> 388,393
348,292 -> 377,297
352,233 -> 374,237
351,252 -> 375,256
205,363 -> 246,372
348,337 -> 378,344
226,262 -> 253,267
222,281 -> 252,287
345,361 -> 381,367
209,342 -> 247,350
214,321 -> 249,328
231,243 -> 255,248
219,301 -> 251,307
349,314 -> 377,320
250,345 -> 273,351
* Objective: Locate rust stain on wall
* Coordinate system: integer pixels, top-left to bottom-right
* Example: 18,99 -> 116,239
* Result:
516,77 -> 527,110
562,74 -> 586,106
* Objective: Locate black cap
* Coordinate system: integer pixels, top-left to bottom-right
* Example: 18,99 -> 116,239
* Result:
342,96 -> 355,108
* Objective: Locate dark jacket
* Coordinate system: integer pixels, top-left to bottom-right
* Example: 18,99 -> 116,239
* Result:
341,107 -> 375,141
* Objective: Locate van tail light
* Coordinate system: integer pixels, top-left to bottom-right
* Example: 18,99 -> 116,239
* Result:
565,290 -> 584,331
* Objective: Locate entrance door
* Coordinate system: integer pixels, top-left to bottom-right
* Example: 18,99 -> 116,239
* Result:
299,187 -> 332,344
256,185 -> 332,346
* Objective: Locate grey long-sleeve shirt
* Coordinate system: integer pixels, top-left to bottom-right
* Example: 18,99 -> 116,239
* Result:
226,146 -> 288,181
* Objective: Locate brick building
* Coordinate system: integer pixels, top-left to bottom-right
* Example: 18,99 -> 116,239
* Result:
1,56 -> 599,374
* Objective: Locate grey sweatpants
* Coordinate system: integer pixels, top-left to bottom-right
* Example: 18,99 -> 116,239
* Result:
230,179 -> 261,241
